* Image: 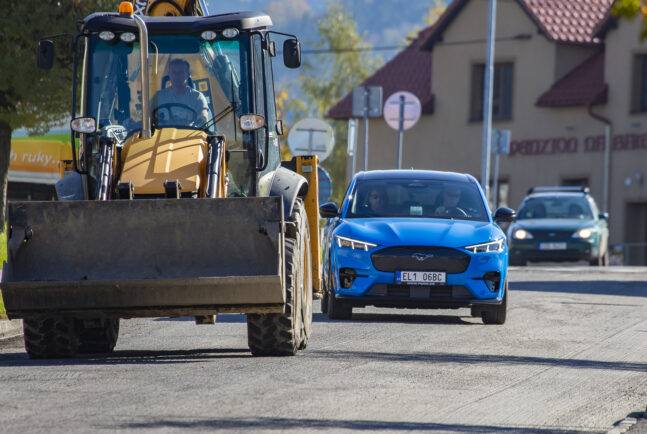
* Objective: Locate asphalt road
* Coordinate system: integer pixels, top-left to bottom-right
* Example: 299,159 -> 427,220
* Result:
1,266 -> 646,433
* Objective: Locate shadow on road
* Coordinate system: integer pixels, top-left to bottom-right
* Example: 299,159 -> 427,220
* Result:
109,416 -> 591,433
314,312 -> 475,325
510,280 -> 647,297
0,346 -> 254,366
306,349 -> 647,372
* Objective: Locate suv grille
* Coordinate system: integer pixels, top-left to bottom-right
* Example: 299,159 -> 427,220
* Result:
371,246 -> 470,273
530,230 -> 573,240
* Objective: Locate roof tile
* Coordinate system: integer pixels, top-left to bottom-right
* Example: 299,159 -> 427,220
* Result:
536,50 -> 607,107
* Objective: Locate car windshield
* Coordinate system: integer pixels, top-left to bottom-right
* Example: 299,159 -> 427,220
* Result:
346,178 -> 488,222
86,33 -> 250,139
517,196 -> 593,220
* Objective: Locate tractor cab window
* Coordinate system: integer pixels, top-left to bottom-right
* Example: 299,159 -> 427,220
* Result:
85,32 -> 255,196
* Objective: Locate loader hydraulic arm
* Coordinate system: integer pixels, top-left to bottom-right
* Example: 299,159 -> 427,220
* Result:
132,0 -> 207,17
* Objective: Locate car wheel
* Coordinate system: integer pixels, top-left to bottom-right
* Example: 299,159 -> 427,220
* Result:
509,257 -> 526,266
321,290 -> 329,314
327,292 -> 352,320
482,282 -> 507,325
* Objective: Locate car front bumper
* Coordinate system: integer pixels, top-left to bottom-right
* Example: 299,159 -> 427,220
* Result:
510,238 -> 599,262
331,245 -> 507,309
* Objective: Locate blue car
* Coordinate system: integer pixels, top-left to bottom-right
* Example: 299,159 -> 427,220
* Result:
319,170 -> 516,324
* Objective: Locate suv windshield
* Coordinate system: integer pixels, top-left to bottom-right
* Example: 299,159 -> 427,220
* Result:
517,196 -> 593,220
346,179 -> 488,222
86,33 -> 250,139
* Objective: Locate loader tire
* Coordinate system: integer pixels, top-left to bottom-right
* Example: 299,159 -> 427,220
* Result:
247,201 -> 311,356
23,317 -> 80,359
298,201 -> 313,351
77,319 -> 120,354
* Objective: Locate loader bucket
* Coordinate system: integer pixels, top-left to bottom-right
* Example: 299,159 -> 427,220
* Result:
1,197 -> 285,318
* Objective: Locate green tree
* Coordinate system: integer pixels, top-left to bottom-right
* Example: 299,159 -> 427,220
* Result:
407,0 -> 447,41
0,0 -> 114,232
612,0 -> 647,38
281,1 -> 382,204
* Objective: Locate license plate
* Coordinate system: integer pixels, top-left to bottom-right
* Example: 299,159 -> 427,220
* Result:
539,242 -> 567,250
396,271 -> 446,285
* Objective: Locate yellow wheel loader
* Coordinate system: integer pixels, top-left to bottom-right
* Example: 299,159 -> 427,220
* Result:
0,1 -> 323,358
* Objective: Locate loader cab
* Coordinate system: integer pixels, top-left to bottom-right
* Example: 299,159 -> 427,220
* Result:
69,12 -> 298,199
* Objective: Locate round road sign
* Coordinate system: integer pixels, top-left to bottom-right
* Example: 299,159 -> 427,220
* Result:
287,118 -> 335,162
383,91 -> 421,131
318,166 -> 333,204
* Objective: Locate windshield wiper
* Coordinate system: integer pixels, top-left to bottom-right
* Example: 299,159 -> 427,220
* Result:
199,105 -> 235,132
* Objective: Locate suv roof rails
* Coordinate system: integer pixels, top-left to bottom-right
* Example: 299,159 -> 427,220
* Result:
527,186 -> 589,195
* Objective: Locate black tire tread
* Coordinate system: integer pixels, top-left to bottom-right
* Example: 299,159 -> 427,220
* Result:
78,319 -> 120,354
247,199 -> 309,356
23,317 -> 80,359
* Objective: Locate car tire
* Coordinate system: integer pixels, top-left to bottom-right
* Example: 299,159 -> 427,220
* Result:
327,292 -> 352,320
482,282 -> 507,325
589,251 -> 609,266
321,291 -> 329,314
509,257 -> 526,266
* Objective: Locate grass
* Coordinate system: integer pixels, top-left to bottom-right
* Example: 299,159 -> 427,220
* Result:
0,226 -> 5,318
13,133 -> 69,143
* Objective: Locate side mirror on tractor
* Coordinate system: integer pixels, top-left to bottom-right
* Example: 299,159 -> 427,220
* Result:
38,40 -> 55,70
283,39 -> 301,69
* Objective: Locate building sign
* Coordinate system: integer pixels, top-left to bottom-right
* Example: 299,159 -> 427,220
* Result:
509,132 -> 647,157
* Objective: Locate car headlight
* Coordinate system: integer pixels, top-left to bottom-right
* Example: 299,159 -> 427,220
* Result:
464,238 -> 505,253
573,227 -> 595,239
512,228 -> 533,240
335,235 -> 378,251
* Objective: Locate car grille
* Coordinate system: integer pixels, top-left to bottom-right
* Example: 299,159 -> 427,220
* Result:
371,246 -> 470,273
529,230 -> 573,240
366,284 -> 472,299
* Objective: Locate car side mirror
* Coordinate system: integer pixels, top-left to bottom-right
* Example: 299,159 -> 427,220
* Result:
38,40 -> 55,70
598,212 -> 609,220
319,202 -> 339,218
494,207 -> 516,223
283,39 -> 301,69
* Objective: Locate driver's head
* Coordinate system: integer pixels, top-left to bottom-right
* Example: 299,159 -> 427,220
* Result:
168,58 -> 190,90
367,186 -> 388,212
441,185 -> 461,207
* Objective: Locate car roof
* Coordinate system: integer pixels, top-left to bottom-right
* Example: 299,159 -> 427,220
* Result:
353,169 -> 477,184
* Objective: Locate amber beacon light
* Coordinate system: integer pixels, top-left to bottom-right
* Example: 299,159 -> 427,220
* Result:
119,1 -> 134,15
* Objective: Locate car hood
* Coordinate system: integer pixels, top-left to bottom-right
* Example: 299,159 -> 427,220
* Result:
335,218 -> 501,247
511,219 -> 596,232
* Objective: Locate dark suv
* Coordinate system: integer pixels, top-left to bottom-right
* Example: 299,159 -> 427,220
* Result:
507,187 -> 609,266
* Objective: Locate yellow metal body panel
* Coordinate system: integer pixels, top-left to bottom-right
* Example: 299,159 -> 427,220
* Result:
296,156 -> 322,295
120,129 -> 208,195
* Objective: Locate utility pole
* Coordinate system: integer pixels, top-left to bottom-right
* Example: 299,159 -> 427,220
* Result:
480,0 -> 497,203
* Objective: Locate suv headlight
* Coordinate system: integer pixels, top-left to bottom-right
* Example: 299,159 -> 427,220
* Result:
573,227 -> 595,239
512,228 -> 532,240
335,235 -> 378,251
464,239 -> 505,253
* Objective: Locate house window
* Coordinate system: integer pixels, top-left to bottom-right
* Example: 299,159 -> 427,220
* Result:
631,54 -> 647,112
470,63 -> 513,121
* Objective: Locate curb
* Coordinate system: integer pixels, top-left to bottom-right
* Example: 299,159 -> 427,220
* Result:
0,319 -> 22,340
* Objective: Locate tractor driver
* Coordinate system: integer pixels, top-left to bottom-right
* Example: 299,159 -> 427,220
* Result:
124,58 -> 210,131
152,58 -> 210,127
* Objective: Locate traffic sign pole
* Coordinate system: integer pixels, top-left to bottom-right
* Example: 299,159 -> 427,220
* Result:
397,95 -> 405,169
363,89 -> 369,171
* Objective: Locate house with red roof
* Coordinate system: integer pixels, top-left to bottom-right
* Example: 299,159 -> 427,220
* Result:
327,0 -> 647,262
